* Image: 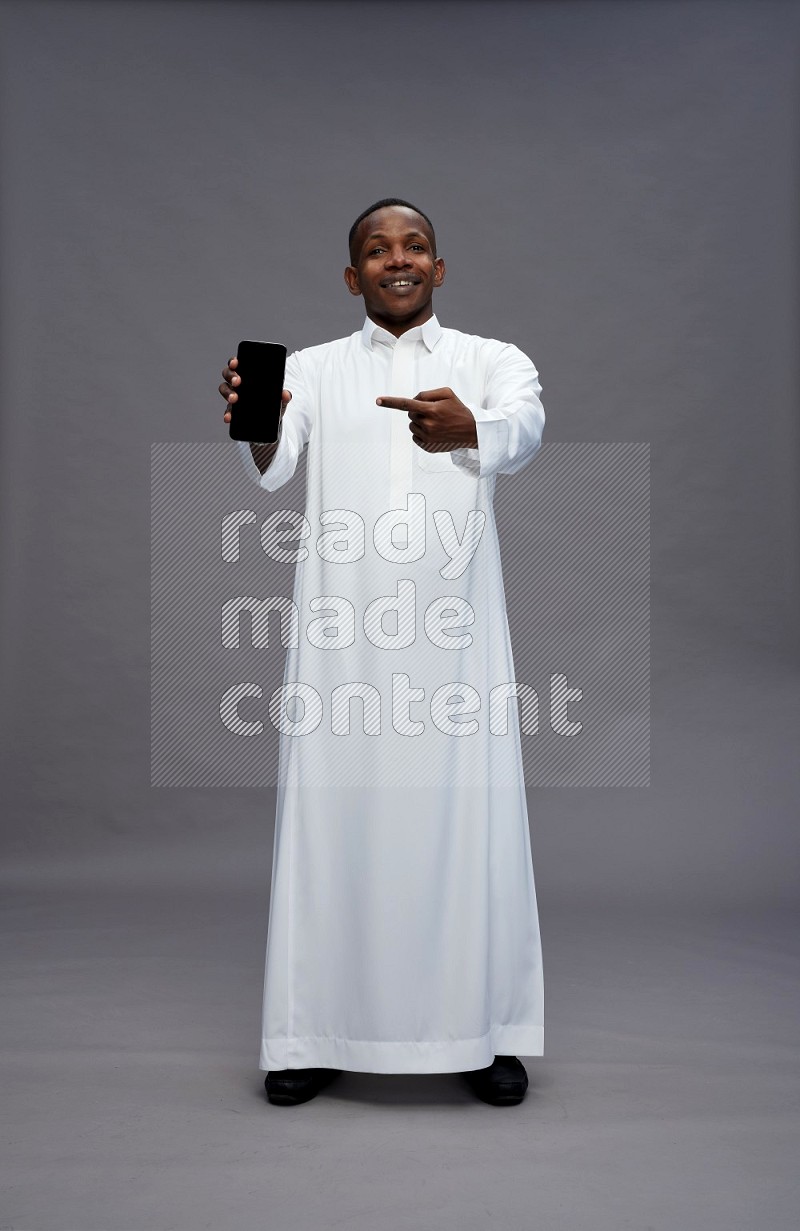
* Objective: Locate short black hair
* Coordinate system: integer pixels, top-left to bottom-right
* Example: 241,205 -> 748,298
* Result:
348,198 -> 437,264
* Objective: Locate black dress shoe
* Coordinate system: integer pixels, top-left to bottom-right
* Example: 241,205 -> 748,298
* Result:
462,1055 -> 529,1105
264,1067 -> 341,1106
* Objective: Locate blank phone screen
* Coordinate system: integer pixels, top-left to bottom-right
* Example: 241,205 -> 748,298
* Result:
228,340 -> 287,443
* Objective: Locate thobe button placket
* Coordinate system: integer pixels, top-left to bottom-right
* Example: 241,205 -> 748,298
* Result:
388,335 -> 417,507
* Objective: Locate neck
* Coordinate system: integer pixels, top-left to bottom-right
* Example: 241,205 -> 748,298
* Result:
369,303 -> 434,338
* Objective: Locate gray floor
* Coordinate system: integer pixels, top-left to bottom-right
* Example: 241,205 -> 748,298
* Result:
2,870 -> 797,1231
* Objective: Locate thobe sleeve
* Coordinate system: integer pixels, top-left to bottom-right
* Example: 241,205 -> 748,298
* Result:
449,341 -> 545,480
235,349 -> 313,491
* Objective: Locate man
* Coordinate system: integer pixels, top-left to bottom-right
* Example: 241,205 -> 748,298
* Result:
219,199 -> 545,1107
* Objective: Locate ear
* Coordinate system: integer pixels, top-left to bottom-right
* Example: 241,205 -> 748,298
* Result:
343,265 -> 362,297
433,256 -> 446,288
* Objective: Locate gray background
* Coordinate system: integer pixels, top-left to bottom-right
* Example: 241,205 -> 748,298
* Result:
1,1 -> 798,1229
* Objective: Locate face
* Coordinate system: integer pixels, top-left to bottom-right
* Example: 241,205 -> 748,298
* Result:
344,206 -> 445,336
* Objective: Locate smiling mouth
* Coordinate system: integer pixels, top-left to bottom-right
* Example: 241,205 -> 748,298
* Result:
381,278 -> 421,289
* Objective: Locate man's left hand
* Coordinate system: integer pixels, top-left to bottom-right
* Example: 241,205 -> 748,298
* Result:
376,387 -> 479,453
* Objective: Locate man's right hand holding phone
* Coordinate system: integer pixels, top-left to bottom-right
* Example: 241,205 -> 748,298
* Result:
219,355 -> 292,475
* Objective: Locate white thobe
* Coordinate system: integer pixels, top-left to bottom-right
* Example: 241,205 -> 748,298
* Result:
238,313 -> 546,1073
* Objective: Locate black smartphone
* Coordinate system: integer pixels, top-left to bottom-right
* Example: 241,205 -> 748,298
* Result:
228,340 -> 287,443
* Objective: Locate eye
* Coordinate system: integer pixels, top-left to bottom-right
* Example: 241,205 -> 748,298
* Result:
410,244 -> 424,251
369,246 -> 385,256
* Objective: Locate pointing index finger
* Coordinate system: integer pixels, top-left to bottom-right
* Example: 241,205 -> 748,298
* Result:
376,396 -> 428,412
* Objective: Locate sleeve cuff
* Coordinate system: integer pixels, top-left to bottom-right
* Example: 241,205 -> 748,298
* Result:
235,431 -> 297,491
449,403 -> 510,479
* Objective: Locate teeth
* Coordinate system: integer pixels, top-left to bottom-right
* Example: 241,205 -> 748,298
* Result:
388,281 -> 414,287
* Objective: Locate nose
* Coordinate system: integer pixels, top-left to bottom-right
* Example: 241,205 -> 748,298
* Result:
384,245 -> 412,269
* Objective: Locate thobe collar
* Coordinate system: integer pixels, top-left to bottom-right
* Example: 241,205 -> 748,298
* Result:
361,313 -> 442,352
